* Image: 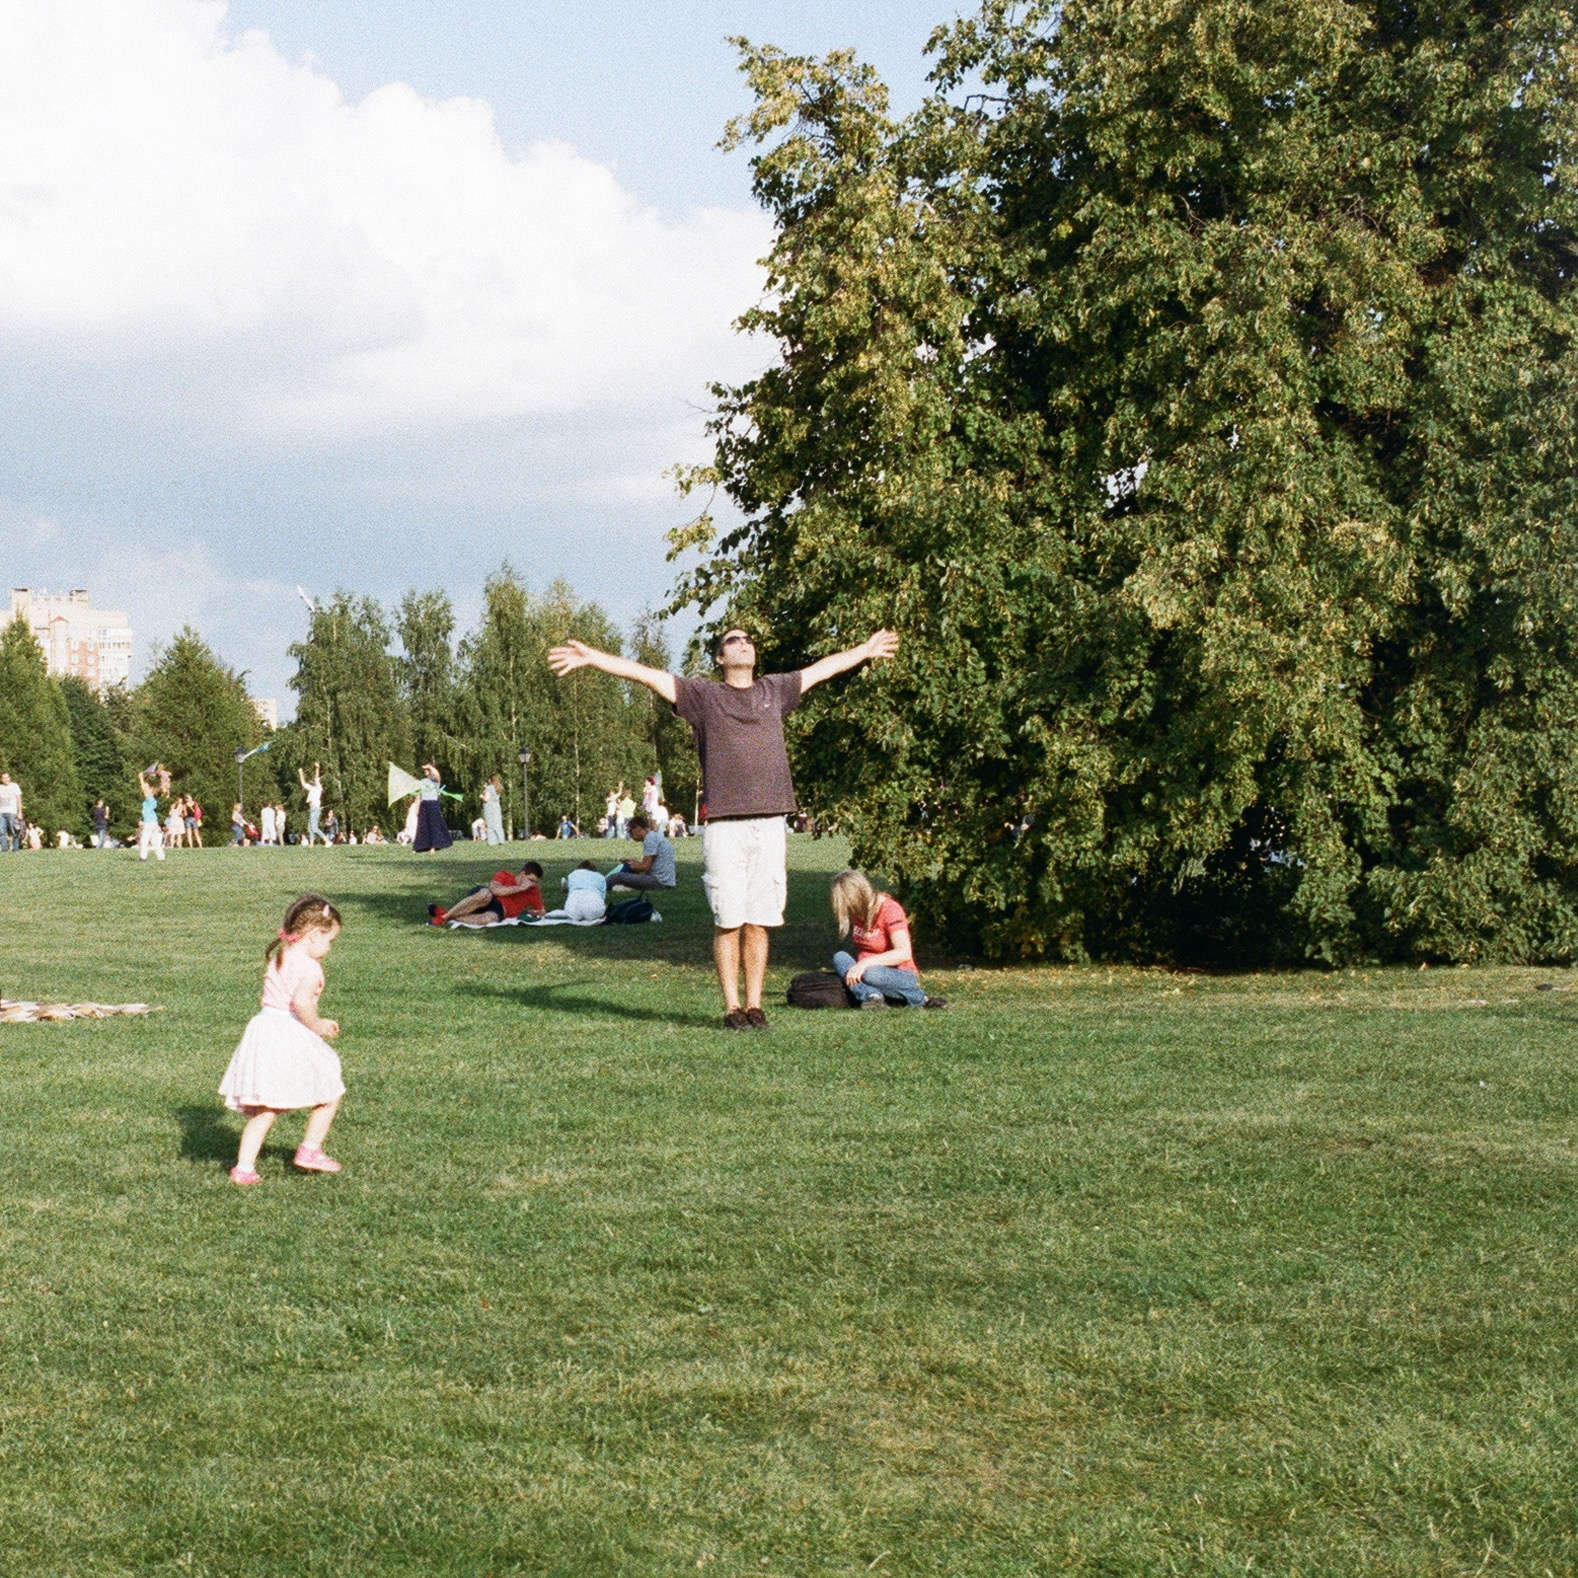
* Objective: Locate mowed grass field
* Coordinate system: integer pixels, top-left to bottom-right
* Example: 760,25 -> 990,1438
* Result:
1,836 -> 1576,1577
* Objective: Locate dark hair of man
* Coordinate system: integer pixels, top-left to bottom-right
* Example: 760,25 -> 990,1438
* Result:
521,861 -> 544,879
627,815 -> 650,836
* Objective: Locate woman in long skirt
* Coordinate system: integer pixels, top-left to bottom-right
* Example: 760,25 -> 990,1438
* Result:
413,763 -> 452,852
482,774 -> 506,845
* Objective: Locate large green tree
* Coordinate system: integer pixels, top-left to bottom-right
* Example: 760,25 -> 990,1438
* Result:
396,589 -> 458,778
531,582 -> 649,834
0,617 -> 82,837
454,567 -> 651,835
287,596 -> 410,836
631,612 -> 699,822
131,629 -> 267,828
677,2 -> 1578,964
451,567 -> 541,835
60,677 -> 130,833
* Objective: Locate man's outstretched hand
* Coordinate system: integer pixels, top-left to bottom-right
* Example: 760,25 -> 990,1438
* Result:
546,640 -> 678,703
548,640 -> 596,677
863,629 -> 899,663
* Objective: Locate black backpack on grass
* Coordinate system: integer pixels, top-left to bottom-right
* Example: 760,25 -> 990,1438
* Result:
605,897 -> 655,924
786,971 -> 853,1009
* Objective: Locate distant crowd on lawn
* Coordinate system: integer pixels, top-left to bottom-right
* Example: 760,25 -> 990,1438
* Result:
474,774 -> 695,846
0,758 -> 716,854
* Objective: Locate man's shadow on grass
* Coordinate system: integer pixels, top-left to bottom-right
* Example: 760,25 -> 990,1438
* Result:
466,977 -> 718,1029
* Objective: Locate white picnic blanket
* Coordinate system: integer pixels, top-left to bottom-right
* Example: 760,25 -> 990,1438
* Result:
445,908 -> 661,930
0,999 -> 159,1023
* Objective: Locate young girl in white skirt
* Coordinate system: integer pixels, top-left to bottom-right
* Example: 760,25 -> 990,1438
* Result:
220,894 -> 346,1186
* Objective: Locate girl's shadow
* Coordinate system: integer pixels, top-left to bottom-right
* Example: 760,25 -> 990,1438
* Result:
176,1104 -> 239,1166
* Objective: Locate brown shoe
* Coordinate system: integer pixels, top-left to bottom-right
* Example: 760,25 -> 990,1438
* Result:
744,1006 -> 769,1030
723,1008 -> 752,1031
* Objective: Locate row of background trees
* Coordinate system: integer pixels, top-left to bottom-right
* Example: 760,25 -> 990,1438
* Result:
0,567 -> 698,842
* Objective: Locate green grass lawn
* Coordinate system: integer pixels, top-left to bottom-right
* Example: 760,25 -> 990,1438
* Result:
1,836 -> 1576,1576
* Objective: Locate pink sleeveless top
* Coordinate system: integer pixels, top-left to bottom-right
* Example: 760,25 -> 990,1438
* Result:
261,948 -> 322,1014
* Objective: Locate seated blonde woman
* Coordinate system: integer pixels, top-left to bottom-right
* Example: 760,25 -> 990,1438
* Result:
830,869 -> 947,1010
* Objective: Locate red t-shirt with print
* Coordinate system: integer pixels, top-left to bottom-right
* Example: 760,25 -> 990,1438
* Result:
851,894 -> 917,973
494,872 -> 546,919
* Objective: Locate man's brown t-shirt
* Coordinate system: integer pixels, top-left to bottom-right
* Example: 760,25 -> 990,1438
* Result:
673,672 -> 803,818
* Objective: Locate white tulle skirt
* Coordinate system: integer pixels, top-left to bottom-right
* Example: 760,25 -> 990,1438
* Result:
219,1006 -> 345,1113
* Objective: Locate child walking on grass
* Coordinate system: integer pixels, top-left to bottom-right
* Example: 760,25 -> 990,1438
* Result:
219,894 -> 347,1186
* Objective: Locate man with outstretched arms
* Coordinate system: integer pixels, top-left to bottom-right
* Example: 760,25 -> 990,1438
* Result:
548,626 -> 898,1029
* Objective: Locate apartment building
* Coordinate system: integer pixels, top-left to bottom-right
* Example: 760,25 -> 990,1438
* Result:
9,587 -> 134,691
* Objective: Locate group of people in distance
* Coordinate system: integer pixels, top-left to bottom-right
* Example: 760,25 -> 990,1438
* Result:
596,773 -> 677,840
1,771 -> 109,851
218,622 -> 945,1184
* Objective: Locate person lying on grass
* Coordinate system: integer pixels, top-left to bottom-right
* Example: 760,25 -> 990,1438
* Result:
830,869 -> 947,1010
429,862 -> 546,927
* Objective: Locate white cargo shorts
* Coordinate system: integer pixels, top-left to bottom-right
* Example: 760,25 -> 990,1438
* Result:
702,815 -> 788,929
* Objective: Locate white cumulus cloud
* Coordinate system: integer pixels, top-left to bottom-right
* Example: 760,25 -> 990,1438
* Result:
0,0 -> 770,434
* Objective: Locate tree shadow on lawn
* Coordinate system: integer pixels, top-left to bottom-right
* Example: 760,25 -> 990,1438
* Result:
465,977 -> 720,1029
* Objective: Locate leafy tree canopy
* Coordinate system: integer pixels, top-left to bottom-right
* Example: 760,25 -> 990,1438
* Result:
131,629 -> 267,828
287,596 -> 410,837
632,611 -> 700,823
674,0 -> 1578,964
60,676 -> 130,831
0,617 -> 82,837
397,589 -> 458,777
453,568 -> 649,834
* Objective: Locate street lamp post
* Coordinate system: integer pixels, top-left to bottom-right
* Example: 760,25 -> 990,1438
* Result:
517,748 -> 532,842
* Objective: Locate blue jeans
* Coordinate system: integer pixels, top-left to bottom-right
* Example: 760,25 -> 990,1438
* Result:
834,950 -> 926,1006
0,812 -> 17,852
307,808 -> 322,844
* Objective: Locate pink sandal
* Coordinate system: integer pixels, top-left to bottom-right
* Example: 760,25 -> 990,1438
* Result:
293,1145 -> 342,1174
229,1166 -> 260,1186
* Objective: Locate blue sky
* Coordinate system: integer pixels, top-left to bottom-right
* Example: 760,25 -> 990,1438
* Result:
225,1 -> 943,215
2,1 -> 953,710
